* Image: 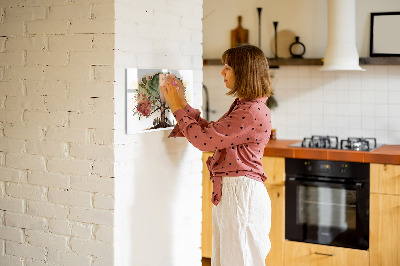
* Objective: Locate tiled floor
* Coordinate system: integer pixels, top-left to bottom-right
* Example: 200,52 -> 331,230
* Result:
202,257 -> 211,266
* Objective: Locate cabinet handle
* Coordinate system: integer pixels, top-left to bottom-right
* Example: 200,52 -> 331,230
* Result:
314,252 -> 335,257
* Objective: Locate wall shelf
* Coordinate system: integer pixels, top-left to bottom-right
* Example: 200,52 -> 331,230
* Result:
359,57 -> 400,65
203,57 -> 400,67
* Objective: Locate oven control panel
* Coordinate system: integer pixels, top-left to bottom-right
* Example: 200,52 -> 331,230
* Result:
286,158 -> 369,180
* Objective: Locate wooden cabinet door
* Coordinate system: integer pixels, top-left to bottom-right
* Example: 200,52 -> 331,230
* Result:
264,184 -> 284,266
370,193 -> 400,266
202,152 -> 213,258
370,163 -> 400,195
284,241 -> 369,266
262,156 -> 285,186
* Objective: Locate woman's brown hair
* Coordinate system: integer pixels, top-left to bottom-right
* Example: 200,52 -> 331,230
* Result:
221,44 -> 273,99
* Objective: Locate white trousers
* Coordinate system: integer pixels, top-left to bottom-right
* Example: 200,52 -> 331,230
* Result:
212,176 -> 271,266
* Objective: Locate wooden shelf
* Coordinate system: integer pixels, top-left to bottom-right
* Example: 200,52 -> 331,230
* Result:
203,58 -> 323,67
268,58 -> 322,67
359,57 -> 400,65
203,57 -> 400,67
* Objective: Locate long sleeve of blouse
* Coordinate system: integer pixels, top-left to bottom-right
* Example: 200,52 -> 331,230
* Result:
168,103 -> 210,138
172,105 -> 256,152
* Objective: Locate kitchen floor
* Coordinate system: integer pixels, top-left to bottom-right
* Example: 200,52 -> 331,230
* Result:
202,257 -> 211,266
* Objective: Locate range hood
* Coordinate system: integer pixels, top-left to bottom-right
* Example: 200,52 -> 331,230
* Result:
320,0 -> 365,71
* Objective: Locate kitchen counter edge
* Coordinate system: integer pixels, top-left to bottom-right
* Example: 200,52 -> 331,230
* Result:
263,139 -> 400,165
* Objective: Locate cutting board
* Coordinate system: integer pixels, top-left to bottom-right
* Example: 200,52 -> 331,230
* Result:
231,16 -> 249,48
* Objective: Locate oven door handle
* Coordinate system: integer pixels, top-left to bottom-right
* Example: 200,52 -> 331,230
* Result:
287,177 -> 364,189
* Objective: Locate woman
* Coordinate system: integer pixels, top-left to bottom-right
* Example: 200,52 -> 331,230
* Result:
161,44 -> 273,266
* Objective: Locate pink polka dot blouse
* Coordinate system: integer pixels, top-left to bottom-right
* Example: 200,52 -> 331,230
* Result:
169,97 -> 271,206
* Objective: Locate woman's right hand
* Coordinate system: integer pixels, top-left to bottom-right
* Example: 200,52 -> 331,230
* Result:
168,75 -> 187,108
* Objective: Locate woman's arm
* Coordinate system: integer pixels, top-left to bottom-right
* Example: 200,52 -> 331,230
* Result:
172,106 -> 257,152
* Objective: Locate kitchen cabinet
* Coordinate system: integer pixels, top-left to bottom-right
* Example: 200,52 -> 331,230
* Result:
202,155 -> 400,265
370,163 -> 400,195
370,163 -> 400,266
261,156 -> 285,266
284,241 -> 369,266
201,153 -> 286,266
202,152 -> 213,258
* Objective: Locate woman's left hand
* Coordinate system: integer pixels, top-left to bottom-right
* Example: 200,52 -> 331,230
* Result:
161,76 -> 183,113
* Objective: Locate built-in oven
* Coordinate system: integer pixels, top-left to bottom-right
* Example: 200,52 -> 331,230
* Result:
285,158 -> 369,250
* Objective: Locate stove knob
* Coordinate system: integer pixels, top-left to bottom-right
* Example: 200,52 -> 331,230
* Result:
305,162 -> 312,171
340,164 -> 347,174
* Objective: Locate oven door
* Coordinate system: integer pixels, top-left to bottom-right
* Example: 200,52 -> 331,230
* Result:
285,177 -> 369,250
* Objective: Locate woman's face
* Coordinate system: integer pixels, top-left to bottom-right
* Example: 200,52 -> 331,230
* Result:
220,64 -> 235,89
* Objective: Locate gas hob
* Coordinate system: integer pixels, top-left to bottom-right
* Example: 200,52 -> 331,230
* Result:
289,135 -> 382,151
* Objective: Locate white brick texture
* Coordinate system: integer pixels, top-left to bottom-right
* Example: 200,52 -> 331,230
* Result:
25,229 -> 69,251
0,0 -> 204,265
5,212 -> 48,231
0,3 -> 116,264
6,241 -> 47,261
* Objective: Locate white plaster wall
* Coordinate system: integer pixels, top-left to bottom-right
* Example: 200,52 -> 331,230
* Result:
203,0 -> 400,58
0,0 -> 115,265
203,0 -> 400,145
113,0 -> 203,265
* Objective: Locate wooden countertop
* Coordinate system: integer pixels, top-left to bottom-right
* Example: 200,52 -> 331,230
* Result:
263,139 -> 400,165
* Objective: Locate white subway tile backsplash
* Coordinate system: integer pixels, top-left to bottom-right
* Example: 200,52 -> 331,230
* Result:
335,73 -> 349,90
323,115 -> 336,129
375,117 -> 389,129
374,65 -> 388,77
286,77 -> 299,89
375,104 -> 389,117
348,90 -> 362,103
388,104 -> 400,117
349,128 -> 362,137
374,90 -> 388,104
323,87 -> 336,103
388,131 -> 400,143
336,116 -> 348,129
298,66 -> 311,78
310,77 -> 324,89
361,129 -> 375,138
336,103 -> 349,116
388,117 -> 400,131
348,116 -> 362,129
204,65 -> 400,144
336,90 -> 349,103
348,103 -> 362,116
388,65 -> 400,76
348,73 -> 362,90
361,116 -> 375,130
323,103 -> 336,116
362,90 -> 375,104
285,66 -> 298,77
388,91 -> 400,104
374,78 -> 388,91
375,130 -> 389,144
298,77 -> 311,89
361,104 -> 375,117
388,76 -> 400,91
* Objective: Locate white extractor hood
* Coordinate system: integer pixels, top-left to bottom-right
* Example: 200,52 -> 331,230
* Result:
320,0 -> 365,71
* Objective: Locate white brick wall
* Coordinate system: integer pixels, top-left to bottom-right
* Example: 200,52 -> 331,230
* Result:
1,0 -> 204,264
0,0 -> 115,265
114,0 -> 203,265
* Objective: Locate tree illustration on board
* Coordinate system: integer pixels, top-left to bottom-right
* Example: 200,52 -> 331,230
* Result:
132,72 -> 183,130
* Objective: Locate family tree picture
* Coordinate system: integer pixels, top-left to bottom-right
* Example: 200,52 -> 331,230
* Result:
126,68 -> 193,134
